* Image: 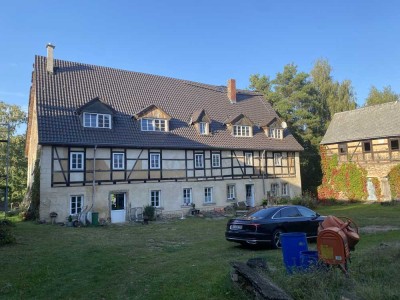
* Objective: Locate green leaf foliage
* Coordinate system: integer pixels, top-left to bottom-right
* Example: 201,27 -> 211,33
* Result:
318,148 -> 368,201
365,85 -> 399,106
0,101 -> 27,205
249,60 -> 357,193
388,164 -> 400,199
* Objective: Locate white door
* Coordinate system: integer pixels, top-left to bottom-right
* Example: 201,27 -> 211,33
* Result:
245,184 -> 255,207
111,193 -> 126,223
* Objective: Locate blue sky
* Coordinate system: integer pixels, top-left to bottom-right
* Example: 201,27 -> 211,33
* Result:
1,0 -> 399,113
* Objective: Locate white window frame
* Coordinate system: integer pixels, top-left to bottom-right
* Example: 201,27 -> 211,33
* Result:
274,153 -> 282,166
150,190 -> 161,207
245,153 -> 253,166
281,183 -> 289,196
70,195 -> 83,215
83,112 -> 111,129
233,125 -> 251,137
227,184 -> 236,200
199,122 -> 208,135
212,153 -> 221,168
141,118 -> 167,132
195,153 -> 204,169
70,152 -> 84,170
271,183 -> 280,197
183,188 -> 192,206
204,187 -> 213,203
112,153 -> 125,170
150,153 -> 161,169
269,128 -> 282,139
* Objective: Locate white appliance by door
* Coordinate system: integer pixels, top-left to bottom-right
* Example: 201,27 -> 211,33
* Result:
111,193 -> 126,223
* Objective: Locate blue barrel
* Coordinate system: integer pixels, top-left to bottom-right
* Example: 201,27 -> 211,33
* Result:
280,232 -> 308,273
300,250 -> 319,270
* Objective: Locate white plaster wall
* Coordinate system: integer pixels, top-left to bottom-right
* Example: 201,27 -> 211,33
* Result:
39,146 -> 302,222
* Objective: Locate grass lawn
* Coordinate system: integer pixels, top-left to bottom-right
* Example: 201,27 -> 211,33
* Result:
1,202 -> 400,299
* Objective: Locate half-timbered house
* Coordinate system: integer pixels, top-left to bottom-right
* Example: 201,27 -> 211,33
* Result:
26,45 -> 303,223
320,101 -> 400,200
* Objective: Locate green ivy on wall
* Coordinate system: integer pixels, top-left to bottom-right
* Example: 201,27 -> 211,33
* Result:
388,164 -> 400,200
24,158 -> 40,220
318,146 -> 368,201
371,177 -> 382,201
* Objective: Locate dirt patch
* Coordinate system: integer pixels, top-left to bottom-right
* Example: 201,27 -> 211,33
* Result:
360,225 -> 400,234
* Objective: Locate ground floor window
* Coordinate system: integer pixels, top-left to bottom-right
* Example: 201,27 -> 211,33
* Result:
70,195 -> 83,215
204,187 -> 213,203
227,184 -> 236,200
281,183 -> 289,196
271,183 -> 279,197
183,188 -> 192,205
150,190 -> 161,207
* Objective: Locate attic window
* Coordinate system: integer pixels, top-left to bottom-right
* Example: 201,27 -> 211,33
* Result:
233,125 -> 251,137
83,112 -> 111,129
141,118 -> 167,132
268,128 -> 282,139
199,122 -> 208,135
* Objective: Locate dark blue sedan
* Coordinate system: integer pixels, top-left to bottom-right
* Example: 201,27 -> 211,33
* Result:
225,205 -> 324,248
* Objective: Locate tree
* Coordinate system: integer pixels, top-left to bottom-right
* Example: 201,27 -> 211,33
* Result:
0,101 -> 27,205
250,64 -> 323,192
310,59 -> 357,128
249,61 -> 357,193
365,85 -> 399,106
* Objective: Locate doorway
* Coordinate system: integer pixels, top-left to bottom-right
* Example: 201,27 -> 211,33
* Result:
110,192 -> 126,223
245,184 -> 255,207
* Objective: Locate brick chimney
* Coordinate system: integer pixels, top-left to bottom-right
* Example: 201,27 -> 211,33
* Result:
227,79 -> 236,103
46,43 -> 55,74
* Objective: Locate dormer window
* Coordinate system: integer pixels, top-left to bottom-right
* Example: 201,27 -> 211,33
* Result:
268,127 -> 282,139
134,105 -> 171,133
141,118 -> 167,132
199,122 -> 208,135
262,118 -> 285,140
233,125 -> 251,137
77,98 -> 115,129
83,112 -> 111,128
190,109 -> 211,135
225,114 -> 254,138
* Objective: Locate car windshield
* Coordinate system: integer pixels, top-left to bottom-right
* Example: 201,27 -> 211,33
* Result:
249,208 -> 276,219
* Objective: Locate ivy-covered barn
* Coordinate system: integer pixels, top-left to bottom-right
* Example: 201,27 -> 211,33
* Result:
319,101 -> 400,201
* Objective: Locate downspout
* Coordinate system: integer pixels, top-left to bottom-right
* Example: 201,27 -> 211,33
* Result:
92,145 -> 97,211
261,150 -> 266,197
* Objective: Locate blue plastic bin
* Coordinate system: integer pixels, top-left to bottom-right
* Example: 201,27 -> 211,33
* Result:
280,232 -> 308,273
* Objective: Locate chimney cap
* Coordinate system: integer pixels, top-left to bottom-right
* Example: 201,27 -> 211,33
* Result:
46,43 -> 55,49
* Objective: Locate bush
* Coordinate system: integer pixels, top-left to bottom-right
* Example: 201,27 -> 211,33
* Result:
143,205 -> 155,221
0,220 -> 16,246
6,209 -> 21,217
291,191 -> 318,209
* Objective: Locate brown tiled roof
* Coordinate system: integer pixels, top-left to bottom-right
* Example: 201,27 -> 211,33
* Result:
33,56 -> 303,151
321,101 -> 400,144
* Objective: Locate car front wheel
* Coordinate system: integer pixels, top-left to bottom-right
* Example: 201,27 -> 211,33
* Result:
272,229 -> 284,249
